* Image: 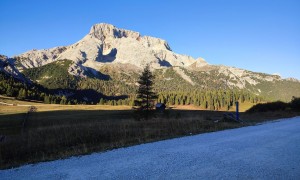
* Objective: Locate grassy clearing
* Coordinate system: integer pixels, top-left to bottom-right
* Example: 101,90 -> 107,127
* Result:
0,108 -> 236,169
35,104 -> 132,111
0,106 -> 28,115
0,95 -> 43,105
161,102 -> 256,112
0,101 -> 299,169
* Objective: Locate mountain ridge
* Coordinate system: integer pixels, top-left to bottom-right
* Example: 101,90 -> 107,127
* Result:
13,23 -> 207,70
1,23 -> 300,102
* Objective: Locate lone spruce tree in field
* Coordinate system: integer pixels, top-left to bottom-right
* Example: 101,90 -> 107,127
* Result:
136,64 -> 157,113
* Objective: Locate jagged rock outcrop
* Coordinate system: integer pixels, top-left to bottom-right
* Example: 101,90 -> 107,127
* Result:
0,55 -> 28,81
16,46 -> 67,69
14,23 -> 206,70
0,55 -> 7,62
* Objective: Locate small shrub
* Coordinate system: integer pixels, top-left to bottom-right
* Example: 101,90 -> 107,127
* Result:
290,97 -> 300,111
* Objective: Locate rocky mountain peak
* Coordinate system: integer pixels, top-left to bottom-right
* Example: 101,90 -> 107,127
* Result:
1,24 -> 300,102
89,23 -> 171,51
11,23 -> 207,70
89,23 -> 141,40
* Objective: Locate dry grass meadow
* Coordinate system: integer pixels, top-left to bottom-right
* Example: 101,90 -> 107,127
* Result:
1,96 -> 299,169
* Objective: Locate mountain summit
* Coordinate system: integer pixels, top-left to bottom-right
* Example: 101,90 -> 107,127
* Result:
15,23 -> 207,70
1,23 -> 300,102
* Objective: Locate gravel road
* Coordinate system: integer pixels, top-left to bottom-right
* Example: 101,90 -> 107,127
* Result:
1,117 -> 300,179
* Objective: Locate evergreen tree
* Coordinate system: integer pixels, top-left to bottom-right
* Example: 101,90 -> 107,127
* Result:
135,64 -> 158,112
17,89 -> 26,100
60,95 -> 67,105
6,85 -> 13,96
99,98 -> 104,105
44,95 -> 50,104
129,98 -> 135,106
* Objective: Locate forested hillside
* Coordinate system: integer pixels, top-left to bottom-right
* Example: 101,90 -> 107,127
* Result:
0,60 -> 264,111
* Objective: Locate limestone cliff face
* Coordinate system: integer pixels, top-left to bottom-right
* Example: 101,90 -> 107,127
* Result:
0,55 -> 28,81
14,23 -> 207,70
16,47 -> 67,69
10,23 -> 285,91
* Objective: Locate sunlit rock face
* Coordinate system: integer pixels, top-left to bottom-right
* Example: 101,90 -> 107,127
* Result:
14,23 -> 207,70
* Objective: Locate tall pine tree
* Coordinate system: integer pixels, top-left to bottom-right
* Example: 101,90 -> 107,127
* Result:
135,64 -> 157,112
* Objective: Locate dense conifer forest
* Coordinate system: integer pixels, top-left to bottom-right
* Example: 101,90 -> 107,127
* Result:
0,69 -> 263,110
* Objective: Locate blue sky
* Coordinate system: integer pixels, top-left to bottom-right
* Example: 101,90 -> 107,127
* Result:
0,0 -> 299,79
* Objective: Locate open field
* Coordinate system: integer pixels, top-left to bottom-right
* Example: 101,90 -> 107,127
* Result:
0,95 -> 255,114
0,95 -> 132,112
1,98 -> 300,169
2,117 -> 299,179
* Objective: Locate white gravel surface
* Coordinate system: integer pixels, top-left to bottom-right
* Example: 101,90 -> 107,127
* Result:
1,117 -> 300,179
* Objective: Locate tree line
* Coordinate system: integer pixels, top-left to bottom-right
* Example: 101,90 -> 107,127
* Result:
156,90 -> 262,110
0,72 -> 72,104
0,71 -> 263,110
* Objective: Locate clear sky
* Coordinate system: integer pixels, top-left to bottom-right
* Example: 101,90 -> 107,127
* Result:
0,0 -> 299,79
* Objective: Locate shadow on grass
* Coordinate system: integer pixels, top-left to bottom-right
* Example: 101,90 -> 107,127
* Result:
1,109 -> 299,169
